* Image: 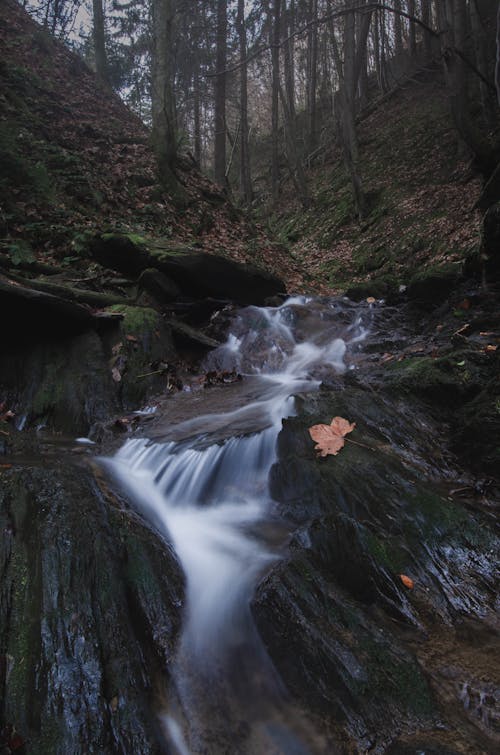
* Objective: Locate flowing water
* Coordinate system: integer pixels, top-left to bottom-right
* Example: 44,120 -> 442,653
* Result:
103,296 -> 371,754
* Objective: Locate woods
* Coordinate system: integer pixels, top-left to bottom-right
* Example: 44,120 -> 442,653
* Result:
22,1 -> 499,212
1,3 -> 500,754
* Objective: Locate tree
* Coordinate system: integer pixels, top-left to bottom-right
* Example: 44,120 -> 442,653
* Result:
151,0 -> 181,195
214,0 -> 228,187
270,0 -> 281,201
237,0 -> 252,201
92,0 -> 109,84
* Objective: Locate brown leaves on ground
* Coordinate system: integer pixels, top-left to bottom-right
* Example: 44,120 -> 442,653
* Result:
309,416 -> 356,457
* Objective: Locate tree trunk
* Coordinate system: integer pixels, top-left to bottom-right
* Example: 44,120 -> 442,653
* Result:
438,0 -> 493,174
151,0 -> 181,195
281,0 -> 309,206
393,0 -> 403,59
497,2 -> 500,105
214,0 -> 227,187
306,0 -> 319,155
237,0 -> 252,202
408,0 -> 417,59
328,0 -> 368,218
270,0 -> 281,201
421,0 -> 433,61
92,0 -> 109,84
470,0 -> 495,124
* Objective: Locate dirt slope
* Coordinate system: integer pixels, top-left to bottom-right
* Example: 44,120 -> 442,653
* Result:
0,0 -> 303,288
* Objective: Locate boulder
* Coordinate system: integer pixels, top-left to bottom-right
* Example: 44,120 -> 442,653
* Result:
88,233 -> 286,305
407,264 -> 461,307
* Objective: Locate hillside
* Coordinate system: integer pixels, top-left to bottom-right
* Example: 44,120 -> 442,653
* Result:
0,0 -> 303,288
268,73 -> 484,296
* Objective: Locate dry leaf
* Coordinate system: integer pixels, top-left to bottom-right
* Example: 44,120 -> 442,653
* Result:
399,574 -> 414,589
366,296 -> 376,304
309,416 -> 356,457
485,344 -> 497,353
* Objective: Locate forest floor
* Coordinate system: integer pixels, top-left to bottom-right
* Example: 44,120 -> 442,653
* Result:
265,73 -> 483,296
0,0 -> 486,299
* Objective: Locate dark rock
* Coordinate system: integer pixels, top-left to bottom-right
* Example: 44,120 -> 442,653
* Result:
0,462 -> 183,754
480,201 -> 500,281
137,267 -> 181,305
407,264 -> 462,307
254,386 -> 499,752
344,275 -> 399,303
88,233 -> 286,305
0,272 -> 93,344
166,319 -> 220,352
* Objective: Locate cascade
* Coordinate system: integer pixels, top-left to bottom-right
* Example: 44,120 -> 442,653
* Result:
102,296 -> 370,753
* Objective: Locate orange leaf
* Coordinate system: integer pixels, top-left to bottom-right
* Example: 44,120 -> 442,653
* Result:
399,574 -> 414,589
485,344 -> 497,353
308,416 -> 356,457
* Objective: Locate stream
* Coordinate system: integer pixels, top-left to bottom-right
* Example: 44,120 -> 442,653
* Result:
103,296 -> 371,754
1,295 -> 498,754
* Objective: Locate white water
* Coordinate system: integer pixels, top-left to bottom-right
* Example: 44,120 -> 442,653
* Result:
103,296 -> 369,754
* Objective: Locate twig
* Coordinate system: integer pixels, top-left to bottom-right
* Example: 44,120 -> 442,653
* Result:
136,369 -> 167,379
345,437 -> 375,451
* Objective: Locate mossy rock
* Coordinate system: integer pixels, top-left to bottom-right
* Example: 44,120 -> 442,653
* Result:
407,263 -> 462,307
385,354 -> 482,405
90,233 -> 286,304
344,274 -> 399,302
106,305 -> 177,408
452,376 -> 500,476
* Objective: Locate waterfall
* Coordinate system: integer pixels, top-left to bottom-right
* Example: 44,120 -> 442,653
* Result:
102,296 -> 369,754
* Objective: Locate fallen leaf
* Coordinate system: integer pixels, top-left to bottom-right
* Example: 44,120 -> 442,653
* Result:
399,574 -> 414,589
309,416 -> 356,457
366,296 -> 376,304
126,334 -> 138,343
457,298 -> 471,310
485,344 -> 497,353
380,353 -> 395,364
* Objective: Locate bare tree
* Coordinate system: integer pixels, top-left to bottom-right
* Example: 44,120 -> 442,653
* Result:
92,0 -> 109,84
214,0 -> 228,187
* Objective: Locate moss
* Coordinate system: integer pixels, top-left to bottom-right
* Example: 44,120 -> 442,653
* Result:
31,357 -> 66,417
364,530 -> 406,572
107,305 -> 160,335
402,490 -> 494,549
359,638 -> 433,717
386,355 -> 480,403
102,231 -> 147,247
344,274 -> 399,301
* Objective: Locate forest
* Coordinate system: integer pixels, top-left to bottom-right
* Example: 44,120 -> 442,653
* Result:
0,1 -> 499,754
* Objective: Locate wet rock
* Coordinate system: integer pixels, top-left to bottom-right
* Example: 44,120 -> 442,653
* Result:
166,319 -> 220,353
254,386 -> 499,752
0,462 -> 183,754
105,305 -> 177,409
344,275 -> 399,303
